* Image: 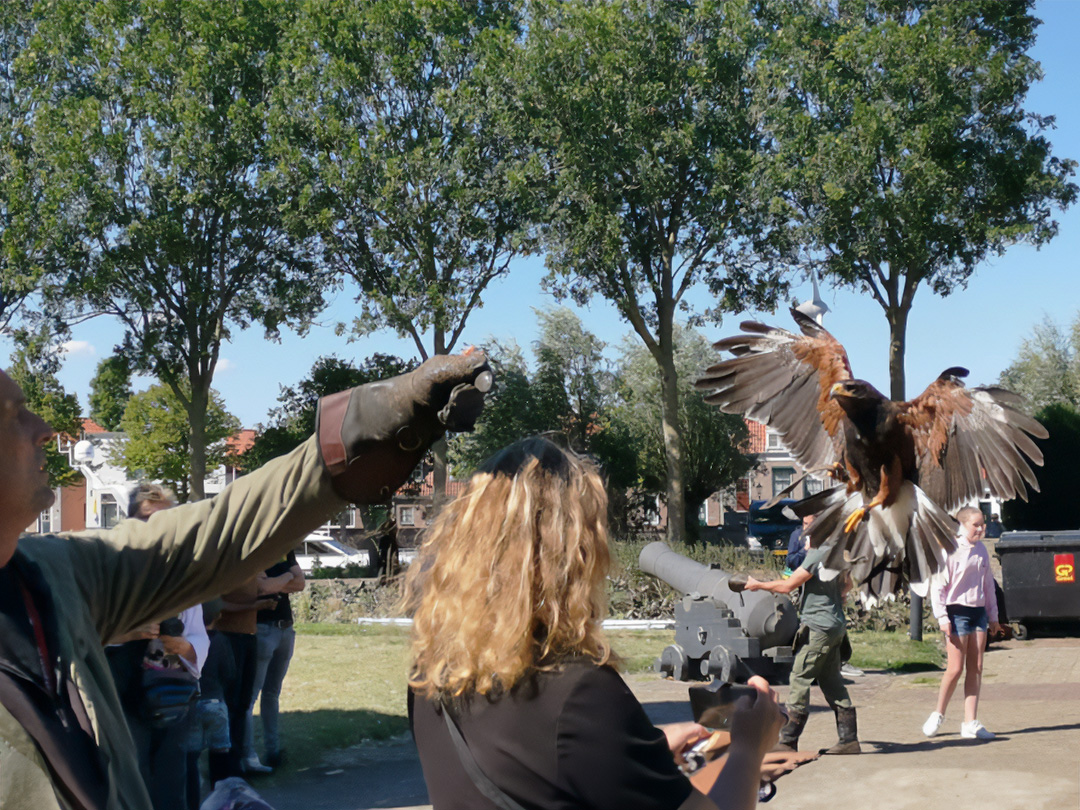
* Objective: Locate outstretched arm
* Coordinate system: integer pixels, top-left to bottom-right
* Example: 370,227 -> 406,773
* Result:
745,567 -> 812,595
52,354 -> 491,643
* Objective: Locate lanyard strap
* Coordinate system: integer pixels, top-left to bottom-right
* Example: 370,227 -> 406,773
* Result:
18,579 -> 55,693
441,702 -> 528,810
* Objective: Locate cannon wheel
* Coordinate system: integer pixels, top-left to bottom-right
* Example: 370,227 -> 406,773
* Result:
1011,622 -> 1029,641
658,645 -> 689,681
706,644 -> 737,684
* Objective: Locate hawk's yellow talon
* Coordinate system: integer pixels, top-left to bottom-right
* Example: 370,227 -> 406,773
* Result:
843,507 -> 866,534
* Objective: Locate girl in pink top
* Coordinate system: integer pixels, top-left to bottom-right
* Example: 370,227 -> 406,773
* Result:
922,507 -> 1001,740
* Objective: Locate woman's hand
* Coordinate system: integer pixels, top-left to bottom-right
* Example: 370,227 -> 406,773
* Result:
659,721 -> 711,764
939,619 -> 951,636
989,621 -> 1002,636
729,676 -> 783,760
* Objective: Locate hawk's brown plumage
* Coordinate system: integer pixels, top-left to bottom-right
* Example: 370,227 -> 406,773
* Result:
696,309 -> 1047,602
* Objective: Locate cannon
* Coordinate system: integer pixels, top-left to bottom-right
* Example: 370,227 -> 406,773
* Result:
639,542 -> 799,683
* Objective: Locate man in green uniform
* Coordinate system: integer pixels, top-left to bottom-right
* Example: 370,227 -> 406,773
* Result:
0,353 -> 490,810
744,542 -> 861,755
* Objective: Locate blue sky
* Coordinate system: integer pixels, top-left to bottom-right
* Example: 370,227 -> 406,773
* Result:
21,0 -> 1080,428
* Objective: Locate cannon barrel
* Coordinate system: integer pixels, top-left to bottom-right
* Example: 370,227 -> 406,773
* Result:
639,541 -> 797,652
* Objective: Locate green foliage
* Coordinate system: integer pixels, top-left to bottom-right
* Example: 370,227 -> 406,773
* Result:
113,383 -> 239,503
24,0 -> 328,498
5,328 -> 81,488
762,0 -> 1077,397
0,2 -> 76,334
243,354 -> 417,472
999,314 -> 1080,413
614,325 -> 755,539
454,308 -> 619,474
272,0 -> 533,358
88,355 -> 132,432
504,0 -> 790,542
1001,403 -> 1080,531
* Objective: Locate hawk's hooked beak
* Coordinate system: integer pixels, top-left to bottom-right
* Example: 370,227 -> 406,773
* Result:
830,382 -> 847,398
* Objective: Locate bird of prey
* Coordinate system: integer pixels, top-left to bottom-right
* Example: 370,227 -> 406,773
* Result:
695,309 -> 1048,602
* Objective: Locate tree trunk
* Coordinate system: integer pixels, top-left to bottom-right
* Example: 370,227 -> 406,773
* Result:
657,349 -> 686,546
188,386 -> 209,502
886,303 -> 909,402
431,327 -> 447,508
886,300 -> 926,638
432,437 -> 448,511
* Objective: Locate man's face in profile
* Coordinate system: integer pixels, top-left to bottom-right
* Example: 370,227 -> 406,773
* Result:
0,371 -> 55,562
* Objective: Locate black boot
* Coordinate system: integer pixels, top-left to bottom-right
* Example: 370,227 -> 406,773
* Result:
827,706 -> 861,754
776,708 -> 809,752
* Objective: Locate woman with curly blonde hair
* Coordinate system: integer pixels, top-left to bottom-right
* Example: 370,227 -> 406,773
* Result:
405,437 -> 781,810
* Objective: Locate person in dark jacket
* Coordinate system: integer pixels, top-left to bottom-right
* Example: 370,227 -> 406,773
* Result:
406,437 -> 783,810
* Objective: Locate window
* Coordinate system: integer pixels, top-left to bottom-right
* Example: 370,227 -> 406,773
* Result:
766,432 -> 782,450
38,509 -> 52,533
332,507 -> 357,528
399,506 -> 416,526
771,468 -> 794,498
698,503 -> 708,526
100,494 -> 120,529
805,477 -> 824,496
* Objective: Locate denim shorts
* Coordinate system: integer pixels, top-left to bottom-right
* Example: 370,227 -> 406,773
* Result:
186,698 -> 230,753
947,604 -> 988,636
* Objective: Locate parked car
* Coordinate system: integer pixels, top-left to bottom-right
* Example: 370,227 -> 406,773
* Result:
748,499 -> 801,556
295,534 -> 370,574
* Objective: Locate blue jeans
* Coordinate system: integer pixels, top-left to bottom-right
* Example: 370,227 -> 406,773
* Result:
244,622 -> 296,758
947,604 -> 988,636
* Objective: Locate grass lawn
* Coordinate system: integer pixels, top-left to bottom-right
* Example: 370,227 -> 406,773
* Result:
259,623 -> 943,776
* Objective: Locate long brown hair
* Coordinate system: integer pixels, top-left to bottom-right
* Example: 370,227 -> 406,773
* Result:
403,437 -> 616,699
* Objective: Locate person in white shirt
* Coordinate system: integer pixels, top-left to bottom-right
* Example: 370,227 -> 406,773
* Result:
922,507 -> 1001,741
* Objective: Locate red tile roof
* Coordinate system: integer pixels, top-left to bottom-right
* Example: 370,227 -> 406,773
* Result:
745,419 -> 766,454
226,429 -> 256,456
81,418 -> 107,434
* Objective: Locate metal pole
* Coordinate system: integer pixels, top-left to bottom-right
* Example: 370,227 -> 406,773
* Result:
909,593 -> 923,641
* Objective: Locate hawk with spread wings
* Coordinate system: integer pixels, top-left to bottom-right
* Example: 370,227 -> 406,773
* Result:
695,309 -> 1047,602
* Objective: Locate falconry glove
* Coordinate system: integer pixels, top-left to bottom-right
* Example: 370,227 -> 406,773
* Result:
316,352 -> 493,503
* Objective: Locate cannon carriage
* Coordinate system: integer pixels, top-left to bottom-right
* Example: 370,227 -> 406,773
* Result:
639,542 -> 799,684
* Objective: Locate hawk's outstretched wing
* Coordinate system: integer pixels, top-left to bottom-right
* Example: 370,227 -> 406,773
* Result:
695,308 -> 851,473
899,369 -> 1048,512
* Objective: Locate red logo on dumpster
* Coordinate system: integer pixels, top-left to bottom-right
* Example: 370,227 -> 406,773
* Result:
1054,554 -> 1075,583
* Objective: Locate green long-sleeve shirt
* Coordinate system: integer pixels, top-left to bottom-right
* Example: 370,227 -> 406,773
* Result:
0,436 -> 344,810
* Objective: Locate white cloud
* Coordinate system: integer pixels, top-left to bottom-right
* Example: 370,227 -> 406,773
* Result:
60,340 -> 96,357
216,357 -> 235,373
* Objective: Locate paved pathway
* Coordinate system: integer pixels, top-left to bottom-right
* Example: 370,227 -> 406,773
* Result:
260,637 -> 1080,810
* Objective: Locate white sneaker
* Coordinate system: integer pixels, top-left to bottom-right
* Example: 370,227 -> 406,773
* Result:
922,711 -> 944,737
242,755 -> 273,774
960,720 -> 995,740
841,662 -> 864,677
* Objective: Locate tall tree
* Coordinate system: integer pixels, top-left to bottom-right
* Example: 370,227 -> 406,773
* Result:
506,0 -> 789,543
533,307 -> 613,454
615,324 -> 754,543
114,383 -> 239,504
272,0 -> 534,501
27,0 -> 327,499
243,353 -> 417,472
999,313 -> 1080,413
88,354 -> 133,432
6,328 -> 82,489
763,0 -> 1077,400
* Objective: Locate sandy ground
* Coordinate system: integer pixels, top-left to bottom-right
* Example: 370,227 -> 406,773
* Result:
259,636 -> 1080,810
